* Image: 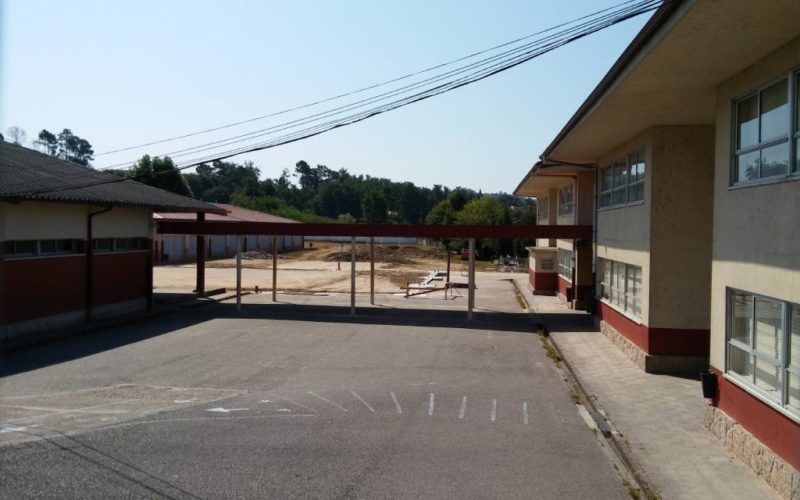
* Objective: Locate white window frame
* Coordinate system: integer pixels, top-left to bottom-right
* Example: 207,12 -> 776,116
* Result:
731,70 -> 800,185
557,185 -> 573,216
596,258 -> 642,320
726,288 -> 800,419
557,248 -> 573,279
537,196 -> 549,222
598,150 -> 645,209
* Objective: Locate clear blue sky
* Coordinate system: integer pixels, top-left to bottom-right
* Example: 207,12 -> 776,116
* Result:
1,1 -> 649,193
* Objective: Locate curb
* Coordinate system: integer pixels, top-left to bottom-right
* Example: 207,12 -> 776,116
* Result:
510,278 -> 660,500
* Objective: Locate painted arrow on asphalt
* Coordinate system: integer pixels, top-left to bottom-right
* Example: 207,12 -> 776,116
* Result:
206,407 -> 249,413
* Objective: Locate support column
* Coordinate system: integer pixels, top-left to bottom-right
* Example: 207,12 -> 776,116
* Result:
271,236 -> 277,302
350,236 -> 356,316
236,235 -> 242,312
196,212 -> 205,295
468,238 -> 475,320
369,237 -> 375,305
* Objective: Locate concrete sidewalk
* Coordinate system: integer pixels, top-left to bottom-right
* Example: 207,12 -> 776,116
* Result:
516,283 -> 778,499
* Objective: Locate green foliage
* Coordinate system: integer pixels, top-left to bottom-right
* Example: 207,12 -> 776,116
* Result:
34,128 -> 93,166
362,189 -> 388,223
229,192 -> 337,223
130,155 -> 192,196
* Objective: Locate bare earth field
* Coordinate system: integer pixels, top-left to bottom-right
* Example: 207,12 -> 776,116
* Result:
154,242 -> 507,293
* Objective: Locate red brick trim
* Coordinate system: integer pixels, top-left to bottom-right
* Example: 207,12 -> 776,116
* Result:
711,366 -> 800,470
529,269 -> 557,292
595,300 -> 709,356
557,275 -> 571,297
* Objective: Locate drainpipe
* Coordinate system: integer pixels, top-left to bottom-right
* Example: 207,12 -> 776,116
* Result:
86,207 -> 112,322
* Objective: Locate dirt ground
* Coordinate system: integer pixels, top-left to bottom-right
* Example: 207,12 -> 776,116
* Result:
155,242 -> 512,293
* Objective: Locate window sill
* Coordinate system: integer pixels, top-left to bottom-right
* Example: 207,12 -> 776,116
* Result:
598,298 -> 643,325
722,372 -> 800,425
597,200 -> 645,213
2,253 -> 85,261
728,172 -> 800,191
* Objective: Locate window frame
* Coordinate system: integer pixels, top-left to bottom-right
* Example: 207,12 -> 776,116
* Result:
557,185 -> 573,217
556,248 -> 573,280
725,287 -> 800,419
596,258 -> 642,320
2,239 -> 84,259
598,150 -> 646,209
730,70 -> 799,186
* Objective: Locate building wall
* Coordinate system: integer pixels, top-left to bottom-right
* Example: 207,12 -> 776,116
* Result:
0,201 -> 152,339
709,35 -> 800,469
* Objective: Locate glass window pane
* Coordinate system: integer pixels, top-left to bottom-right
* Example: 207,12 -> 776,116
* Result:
600,193 -> 611,208
754,357 -> 781,397
795,138 -> 800,174
14,241 -> 36,255
614,263 -> 626,307
735,150 -> 759,183
788,371 -> 800,412
730,292 -> 753,345
39,240 -> 56,253
737,95 -> 759,149
760,141 -> 789,178
760,79 -> 788,142
791,306 -> 800,367
729,345 -> 753,379
754,297 -> 782,360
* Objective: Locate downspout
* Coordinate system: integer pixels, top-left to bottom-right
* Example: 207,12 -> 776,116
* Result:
86,207 -> 112,322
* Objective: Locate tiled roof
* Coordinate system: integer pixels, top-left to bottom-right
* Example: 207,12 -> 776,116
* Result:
0,142 -> 225,213
154,203 -> 300,223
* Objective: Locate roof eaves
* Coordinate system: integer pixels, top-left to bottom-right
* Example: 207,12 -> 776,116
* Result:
541,0 -> 686,161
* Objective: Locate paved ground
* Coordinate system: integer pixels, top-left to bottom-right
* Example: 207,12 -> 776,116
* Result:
0,274 -> 627,499
521,290 -> 779,500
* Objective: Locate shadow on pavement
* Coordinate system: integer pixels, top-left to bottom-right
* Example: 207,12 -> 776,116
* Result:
1,300 -> 539,378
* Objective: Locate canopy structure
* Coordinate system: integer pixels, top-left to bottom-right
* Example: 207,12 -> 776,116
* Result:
156,220 -> 592,318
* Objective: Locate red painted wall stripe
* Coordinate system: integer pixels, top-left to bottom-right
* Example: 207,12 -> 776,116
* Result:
529,269 -> 557,291
712,367 -> 800,470
596,300 -> 649,351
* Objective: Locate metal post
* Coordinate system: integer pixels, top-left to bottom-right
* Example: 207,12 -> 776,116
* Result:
271,236 -> 277,302
196,212 -> 205,295
468,238 -> 475,320
236,234 -> 242,312
369,237 -> 375,305
350,236 -> 356,316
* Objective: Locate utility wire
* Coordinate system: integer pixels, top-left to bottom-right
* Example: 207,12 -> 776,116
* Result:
95,0 -> 646,157
15,0 -> 665,196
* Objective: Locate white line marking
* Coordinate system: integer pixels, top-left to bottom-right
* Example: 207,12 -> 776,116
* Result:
390,392 -> 402,414
307,391 -> 348,412
266,393 -> 317,413
459,397 -> 467,419
174,398 -> 197,403
206,407 -> 249,413
523,401 -> 529,425
491,399 -> 497,423
0,426 -> 28,434
428,393 -> 435,416
350,391 -> 375,412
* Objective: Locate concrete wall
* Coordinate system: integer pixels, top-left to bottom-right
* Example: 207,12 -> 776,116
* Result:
0,201 -> 149,240
648,126 -> 715,330
535,190 -> 558,248
710,37 -> 800,380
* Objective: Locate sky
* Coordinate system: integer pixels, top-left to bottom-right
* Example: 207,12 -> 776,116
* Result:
0,1 -> 650,194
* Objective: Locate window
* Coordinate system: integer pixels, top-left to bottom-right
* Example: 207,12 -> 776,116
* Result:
597,258 -> 642,319
598,150 -> 645,208
558,185 -> 573,216
732,73 -> 799,184
92,238 -> 146,252
557,248 -> 573,279
539,257 -> 554,272
727,289 -> 800,415
2,239 -> 83,258
537,196 -> 549,222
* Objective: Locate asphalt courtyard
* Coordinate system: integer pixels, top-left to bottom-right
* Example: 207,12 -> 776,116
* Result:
0,276 -> 628,499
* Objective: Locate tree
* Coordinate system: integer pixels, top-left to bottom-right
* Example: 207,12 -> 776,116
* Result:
361,189 -> 388,223
34,129 -> 58,155
130,155 -> 192,196
6,126 -> 26,145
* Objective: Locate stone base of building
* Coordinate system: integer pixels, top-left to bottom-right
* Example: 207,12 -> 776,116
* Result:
703,406 -> 800,499
597,319 -> 708,375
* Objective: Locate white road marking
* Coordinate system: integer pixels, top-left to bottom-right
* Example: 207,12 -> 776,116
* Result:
276,408 -> 293,413
390,392 -> 402,414
350,391 -> 375,412
491,399 -> 497,423
174,399 -> 197,403
266,393 -> 317,413
428,393 -> 435,416
206,407 -> 249,413
258,400 -> 272,404
0,399 -> 137,426
0,426 -> 28,434
523,401 -> 529,425
307,392 -> 348,412
459,397 -> 467,419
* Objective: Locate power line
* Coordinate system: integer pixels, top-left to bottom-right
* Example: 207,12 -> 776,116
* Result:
94,0 -> 647,157
15,0 -> 666,196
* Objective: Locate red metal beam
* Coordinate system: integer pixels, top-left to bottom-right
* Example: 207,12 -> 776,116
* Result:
157,222 -> 592,240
